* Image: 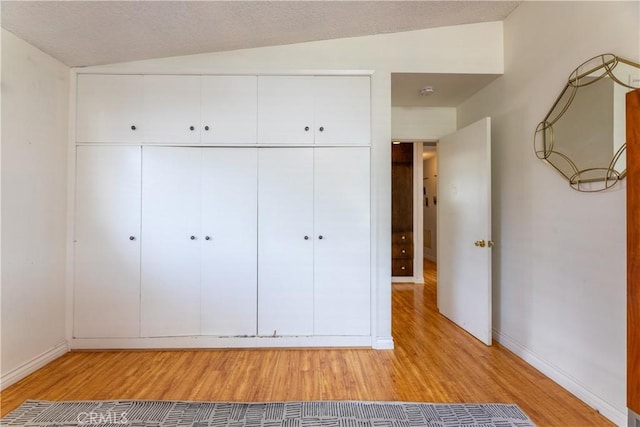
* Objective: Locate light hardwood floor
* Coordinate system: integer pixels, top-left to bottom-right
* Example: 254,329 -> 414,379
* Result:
1,260 -> 612,426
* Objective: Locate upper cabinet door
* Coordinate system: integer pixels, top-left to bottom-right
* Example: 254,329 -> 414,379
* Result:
314,76 -> 371,145
201,76 -> 257,144
77,74 -> 143,143
142,75 -> 201,144
257,76 -> 315,145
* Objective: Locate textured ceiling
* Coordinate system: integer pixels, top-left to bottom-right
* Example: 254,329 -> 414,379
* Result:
1,1 -> 520,67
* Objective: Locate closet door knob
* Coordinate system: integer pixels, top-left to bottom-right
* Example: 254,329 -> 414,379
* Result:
190,235 -> 196,240
131,125 -> 137,130
319,126 -> 324,132
189,126 -> 195,131
204,126 -> 210,131
205,236 -> 211,240
304,236 -> 309,240
129,236 -> 136,241
304,126 -> 310,132
318,235 -> 324,240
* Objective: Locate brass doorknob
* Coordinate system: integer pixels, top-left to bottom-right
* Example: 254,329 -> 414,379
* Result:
474,240 -> 486,248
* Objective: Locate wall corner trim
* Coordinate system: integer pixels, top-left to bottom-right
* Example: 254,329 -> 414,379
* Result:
493,329 -> 626,426
0,341 -> 69,391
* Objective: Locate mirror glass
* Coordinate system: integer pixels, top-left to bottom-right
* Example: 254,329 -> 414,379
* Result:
534,54 -> 640,191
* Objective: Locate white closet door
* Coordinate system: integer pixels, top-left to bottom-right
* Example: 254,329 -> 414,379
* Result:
201,148 -> 258,335
257,76 -> 315,144
142,75 -> 201,144
313,147 -> 371,335
201,76 -> 257,144
314,76 -> 371,145
74,146 -> 141,338
76,74 -> 143,143
141,147 -> 202,336
258,148 -> 314,335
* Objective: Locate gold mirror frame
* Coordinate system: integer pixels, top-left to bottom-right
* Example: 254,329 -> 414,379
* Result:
534,53 -> 640,192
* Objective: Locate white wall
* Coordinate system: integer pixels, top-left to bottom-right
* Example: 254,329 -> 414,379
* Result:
81,22 -> 504,348
1,29 -> 70,388
391,107 -> 456,141
457,3 -> 638,425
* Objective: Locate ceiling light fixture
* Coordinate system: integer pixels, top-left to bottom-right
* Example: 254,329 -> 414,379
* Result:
419,86 -> 434,96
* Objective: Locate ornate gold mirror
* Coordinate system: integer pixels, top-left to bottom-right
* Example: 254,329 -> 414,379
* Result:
534,54 -> 640,191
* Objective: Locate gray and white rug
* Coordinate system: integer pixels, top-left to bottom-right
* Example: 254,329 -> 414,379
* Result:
0,400 -> 536,426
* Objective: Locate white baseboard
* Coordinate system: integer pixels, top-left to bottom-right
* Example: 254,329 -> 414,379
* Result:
391,277 -> 424,284
70,335 -> 374,350
391,277 -> 417,283
0,341 -> 68,391
373,336 -> 394,349
493,329 -> 626,427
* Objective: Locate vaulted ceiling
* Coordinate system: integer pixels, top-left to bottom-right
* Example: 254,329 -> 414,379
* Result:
1,1 -> 520,67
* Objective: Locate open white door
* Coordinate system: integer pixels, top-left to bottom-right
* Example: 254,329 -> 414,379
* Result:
437,117 -> 492,345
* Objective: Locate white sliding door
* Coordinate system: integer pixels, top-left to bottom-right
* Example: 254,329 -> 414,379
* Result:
313,147 -> 371,335
258,148 -> 314,336
201,148 -> 258,335
74,146 -> 142,338
141,147 -> 202,336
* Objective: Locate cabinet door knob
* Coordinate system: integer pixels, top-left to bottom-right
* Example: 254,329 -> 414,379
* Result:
190,235 -> 196,240
131,125 -> 136,130
304,126 -> 310,132
189,126 -> 195,131
205,236 -> 211,241
204,125 -> 210,131
319,126 -> 324,132
129,236 -> 136,241
318,235 -> 324,240
304,236 -> 309,240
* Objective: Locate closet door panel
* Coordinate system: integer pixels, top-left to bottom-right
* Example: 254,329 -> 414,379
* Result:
74,146 -> 141,338
201,148 -> 258,335
142,75 -> 201,144
76,74 -> 143,143
313,147 -> 371,335
141,147 -> 202,336
257,76 -> 315,144
314,76 -> 371,145
258,148 -> 314,335
201,76 -> 257,144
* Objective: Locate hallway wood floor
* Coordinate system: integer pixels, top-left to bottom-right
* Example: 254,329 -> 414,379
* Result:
1,260 -> 612,426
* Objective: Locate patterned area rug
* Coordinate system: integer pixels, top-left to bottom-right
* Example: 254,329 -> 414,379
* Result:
0,400 -> 536,426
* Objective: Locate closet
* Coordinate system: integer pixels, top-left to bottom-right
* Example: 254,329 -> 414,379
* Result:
140,147 -> 258,337
258,147 -> 370,336
76,74 -> 257,144
257,76 -> 370,145
74,146 -> 141,338
73,73 -> 372,347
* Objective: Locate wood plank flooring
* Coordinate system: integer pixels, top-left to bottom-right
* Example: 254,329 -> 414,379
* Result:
1,260 -> 612,425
